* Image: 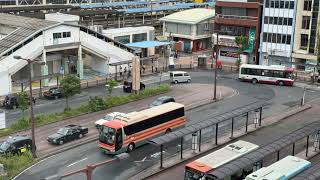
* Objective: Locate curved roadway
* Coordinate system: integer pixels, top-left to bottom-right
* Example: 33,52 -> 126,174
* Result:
15,70 -> 320,180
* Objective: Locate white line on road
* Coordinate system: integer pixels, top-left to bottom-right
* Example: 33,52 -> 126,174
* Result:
13,155 -> 56,180
67,157 -> 88,167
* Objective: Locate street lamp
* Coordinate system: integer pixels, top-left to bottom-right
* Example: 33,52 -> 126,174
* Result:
13,55 -> 44,158
213,31 -> 220,100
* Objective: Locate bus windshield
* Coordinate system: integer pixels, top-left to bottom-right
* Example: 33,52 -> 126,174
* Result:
185,167 -> 205,180
99,126 -> 116,145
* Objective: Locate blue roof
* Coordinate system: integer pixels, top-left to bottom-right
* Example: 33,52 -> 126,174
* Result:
79,0 -> 180,9
116,2 -> 213,13
126,41 -> 170,48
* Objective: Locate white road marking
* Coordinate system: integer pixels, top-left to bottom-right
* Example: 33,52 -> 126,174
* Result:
67,157 -> 88,167
13,155 -> 56,180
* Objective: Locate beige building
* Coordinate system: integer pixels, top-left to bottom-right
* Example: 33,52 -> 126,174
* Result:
292,0 -> 319,71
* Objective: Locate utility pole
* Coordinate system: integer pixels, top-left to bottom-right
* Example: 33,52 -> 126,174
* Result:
213,32 -> 219,100
14,56 -> 44,158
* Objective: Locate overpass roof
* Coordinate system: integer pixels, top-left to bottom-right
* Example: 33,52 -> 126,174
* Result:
0,13 -> 59,56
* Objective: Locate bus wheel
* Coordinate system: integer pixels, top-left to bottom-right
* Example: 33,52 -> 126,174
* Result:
165,128 -> 172,134
278,81 -> 284,86
127,143 -> 135,152
252,78 -> 257,84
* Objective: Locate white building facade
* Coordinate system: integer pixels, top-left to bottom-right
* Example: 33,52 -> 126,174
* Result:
0,13 -> 135,96
260,0 -> 297,66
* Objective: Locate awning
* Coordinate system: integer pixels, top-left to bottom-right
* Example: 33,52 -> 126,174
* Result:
126,41 -> 170,48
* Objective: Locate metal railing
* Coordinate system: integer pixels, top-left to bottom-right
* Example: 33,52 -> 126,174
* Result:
216,14 -> 258,20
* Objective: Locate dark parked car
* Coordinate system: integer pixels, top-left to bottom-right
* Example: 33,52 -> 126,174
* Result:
44,87 -> 62,100
123,80 -> 145,93
47,125 -> 88,145
0,135 -> 35,155
2,95 -> 35,109
150,96 -> 175,107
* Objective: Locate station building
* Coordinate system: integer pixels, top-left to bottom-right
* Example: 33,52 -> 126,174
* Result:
0,13 -> 136,96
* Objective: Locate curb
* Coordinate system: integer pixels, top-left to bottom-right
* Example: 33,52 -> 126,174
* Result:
129,104 -> 312,180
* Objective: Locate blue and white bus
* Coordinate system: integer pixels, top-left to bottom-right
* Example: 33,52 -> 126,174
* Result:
245,156 -> 311,180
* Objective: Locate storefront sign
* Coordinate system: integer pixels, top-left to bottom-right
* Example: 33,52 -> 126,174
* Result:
245,28 -> 256,53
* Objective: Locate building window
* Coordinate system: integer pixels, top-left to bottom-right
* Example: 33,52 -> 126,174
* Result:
286,35 -> 291,44
304,0 -> 312,11
300,34 -> 309,49
302,16 -> 311,29
264,16 -> 269,24
63,32 -> 71,38
269,1 -> 294,9
132,33 -> 147,43
53,32 -> 71,39
114,35 -> 130,44
265,16 -> 292,26
263,33 -> 291,45
53,33 -> 62,39
289,1 -> 295,9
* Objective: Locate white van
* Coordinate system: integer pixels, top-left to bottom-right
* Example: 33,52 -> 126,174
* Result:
94,112 -> 126,129
170,71 -> 191,84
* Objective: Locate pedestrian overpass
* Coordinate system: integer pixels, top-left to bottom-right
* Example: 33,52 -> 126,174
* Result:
0,13 -> 137,96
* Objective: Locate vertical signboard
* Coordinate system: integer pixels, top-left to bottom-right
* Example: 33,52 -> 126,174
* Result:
132,56 -> 141,92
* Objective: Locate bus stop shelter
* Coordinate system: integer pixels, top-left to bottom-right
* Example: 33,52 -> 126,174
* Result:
148,101 -> 269,168
207,121 -> 320,179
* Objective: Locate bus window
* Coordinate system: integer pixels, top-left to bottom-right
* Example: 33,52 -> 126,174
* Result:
241,68 -> 248,75
185,167 -> 204,180
100,126 -> 116,145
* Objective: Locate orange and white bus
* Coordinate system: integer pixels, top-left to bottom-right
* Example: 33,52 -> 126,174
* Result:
184,140 -> 259,180
99,102 -> 186,154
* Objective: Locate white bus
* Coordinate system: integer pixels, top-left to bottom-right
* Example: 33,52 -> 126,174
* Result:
184,140 -> 259,180
239,64 -> 294,86
245,156 -> 311,180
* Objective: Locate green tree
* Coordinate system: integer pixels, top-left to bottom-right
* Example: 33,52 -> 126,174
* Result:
16,92 -> 29,120
235,35 -> 249,69
60,75 -> 81,111
105,80 -> 118,96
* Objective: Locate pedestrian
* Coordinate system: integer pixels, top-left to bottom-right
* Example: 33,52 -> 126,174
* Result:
119,66 -> 123,78
124,67 -> 127,75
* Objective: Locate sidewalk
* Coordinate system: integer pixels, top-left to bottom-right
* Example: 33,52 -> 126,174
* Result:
129,104 -> 312,180
0,84 -> 235,158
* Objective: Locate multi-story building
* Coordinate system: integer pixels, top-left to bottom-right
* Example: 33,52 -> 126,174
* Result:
214,0 -> 263,65
260,0 -> 297,66
292,0 -> 319,71
160,8 -> 215,53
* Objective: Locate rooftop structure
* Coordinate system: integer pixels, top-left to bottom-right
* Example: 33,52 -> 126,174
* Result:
159,8 -> 215,24
0,13 -> 59,56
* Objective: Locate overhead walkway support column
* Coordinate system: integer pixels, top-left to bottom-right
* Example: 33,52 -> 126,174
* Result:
77,45 -> 84,79
42,49 -> 49,86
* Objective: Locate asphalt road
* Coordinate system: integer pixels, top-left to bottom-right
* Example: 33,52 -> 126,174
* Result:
3,73 -> 170,127
15,70 -> 320,180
